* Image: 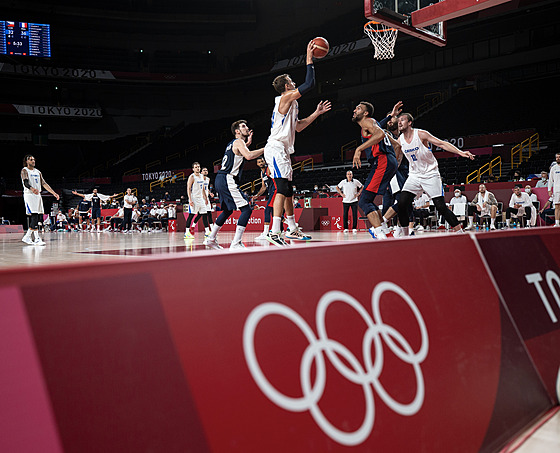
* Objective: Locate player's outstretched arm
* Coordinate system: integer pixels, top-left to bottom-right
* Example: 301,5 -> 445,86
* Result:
234,138 -> 264,161
419,130 -> 475,160
296,100 -> 331,132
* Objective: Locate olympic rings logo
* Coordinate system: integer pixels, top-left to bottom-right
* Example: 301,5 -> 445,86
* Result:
321,220 -> 330,226
243,282 -> 429,446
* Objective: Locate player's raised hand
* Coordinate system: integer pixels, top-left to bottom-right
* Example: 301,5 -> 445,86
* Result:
390,101 -> 403,118
316,100 -> 331,115
246,129 -> 253,146
307,40 -> 316,60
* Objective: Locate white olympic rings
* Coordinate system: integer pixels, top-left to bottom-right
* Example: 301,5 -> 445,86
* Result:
243,281 -> 429,446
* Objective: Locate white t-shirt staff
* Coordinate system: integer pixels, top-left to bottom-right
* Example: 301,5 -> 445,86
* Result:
337,176 -> 363,204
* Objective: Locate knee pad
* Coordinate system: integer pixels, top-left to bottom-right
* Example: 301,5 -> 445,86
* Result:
29,213 -> 40,230
432,196 -> 447,213
275,178 -> 292,197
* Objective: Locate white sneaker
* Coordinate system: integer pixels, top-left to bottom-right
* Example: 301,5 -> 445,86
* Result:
203,237 -> 223,249
465,225 -> 475,231
380,222 -> 391,234
352,229 -> 358,233
490,224 -> 496,230
184,230 -> 194,239
255,232 -> 269,240
343,229 -> 349,233
393,226 -> 403,238
285,227 -> 311,241
34,237 -> 46,246
415,225 -> 424,232
230,241 -> 246,250
22,235 -> 34,245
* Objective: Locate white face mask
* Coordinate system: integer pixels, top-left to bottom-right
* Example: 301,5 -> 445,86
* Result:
542,176 -> 547,180
525,188 -> 531,194
454,193 -> 460,197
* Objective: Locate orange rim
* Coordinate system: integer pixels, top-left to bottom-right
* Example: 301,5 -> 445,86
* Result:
364,20 -> 397,32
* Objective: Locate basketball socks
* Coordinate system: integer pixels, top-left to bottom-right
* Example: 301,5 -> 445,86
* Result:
205,227 -> 210,234
506,219 -> 511,227
286,215 -> 297,231
271,216 -> 282,234
490,218 -> 495,227
208,223 -> 221,240
262,224 -> 270,235
232,225 -> 246,245
468,217 -> 474,227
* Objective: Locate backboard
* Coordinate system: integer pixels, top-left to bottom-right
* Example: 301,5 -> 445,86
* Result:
364,0 -> 513,47
364,0 -> 447,47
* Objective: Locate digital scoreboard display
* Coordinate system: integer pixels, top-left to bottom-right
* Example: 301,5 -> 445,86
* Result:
1,20 -> 51,57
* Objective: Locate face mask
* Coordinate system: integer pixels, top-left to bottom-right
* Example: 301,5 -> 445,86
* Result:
454,193 -> 460,197
542,177 -> 547,180
525,188 -> 531,194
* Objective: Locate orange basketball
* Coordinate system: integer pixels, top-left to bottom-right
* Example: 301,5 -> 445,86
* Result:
312,37 -> 329,59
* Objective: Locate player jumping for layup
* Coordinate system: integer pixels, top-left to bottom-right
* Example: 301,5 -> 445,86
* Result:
264,40 -> 331,246
352,101 -> 401,239
203,120 -> 264,249
396,113 -> 475,235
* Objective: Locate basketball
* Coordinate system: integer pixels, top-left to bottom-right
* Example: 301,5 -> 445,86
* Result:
312,37 -> 329,58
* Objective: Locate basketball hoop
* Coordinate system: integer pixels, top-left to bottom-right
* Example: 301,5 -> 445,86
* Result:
364,20 -> 398,60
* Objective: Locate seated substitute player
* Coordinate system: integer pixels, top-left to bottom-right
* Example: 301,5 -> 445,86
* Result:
396,113 -> 475,235
466,184 -> 499,230
264,40 -> 331,246
352,101 -> 401,239
504,185 -> 532,228
253,156 -> 277,240
203,120 -> 264,249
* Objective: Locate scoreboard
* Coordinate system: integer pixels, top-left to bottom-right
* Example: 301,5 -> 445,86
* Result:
1,20 -> 51,58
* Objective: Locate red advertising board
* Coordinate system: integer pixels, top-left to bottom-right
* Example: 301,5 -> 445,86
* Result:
1,233 -> 554,452
476,228 -> 560,403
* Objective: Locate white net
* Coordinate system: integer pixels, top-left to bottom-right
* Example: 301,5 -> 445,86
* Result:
364,21 -> 398,60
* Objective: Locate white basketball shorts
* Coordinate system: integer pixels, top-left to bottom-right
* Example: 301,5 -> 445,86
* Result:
264,141 -> 293,181
23,193 -> 44,215
402,171 -> 444,199
188,199 -> 207,215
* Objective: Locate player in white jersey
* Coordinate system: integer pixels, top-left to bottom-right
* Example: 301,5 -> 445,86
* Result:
20,154 -> 60,245
264,40 -> 331,246
548,152 -> 560,226
396,113 -> 475,235
184,162 -> 209,239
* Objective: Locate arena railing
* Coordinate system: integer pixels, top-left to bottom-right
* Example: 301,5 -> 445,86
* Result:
511,133 -> 539,169
149,172 -> 186,192
466,155 -> 502,184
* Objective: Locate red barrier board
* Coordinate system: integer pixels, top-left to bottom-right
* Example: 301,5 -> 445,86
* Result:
0,234 -> 554,452
476,228 -> 560,403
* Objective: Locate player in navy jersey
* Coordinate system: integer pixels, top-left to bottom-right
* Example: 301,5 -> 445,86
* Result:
352,101 -> 402,239
203,120 -> 264,249
253,156 -> 277,240
72,188 -> 117,231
